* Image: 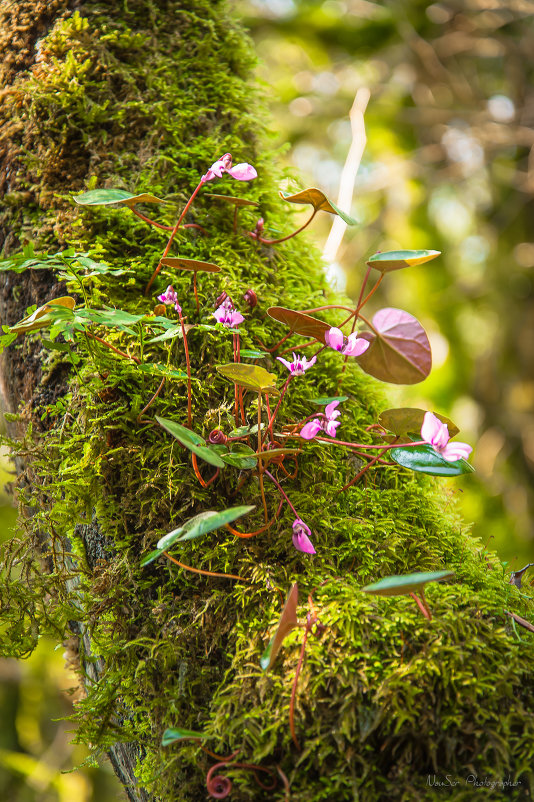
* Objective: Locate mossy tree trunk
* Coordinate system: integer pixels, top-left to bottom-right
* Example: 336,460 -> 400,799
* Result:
1,2 -> 533,802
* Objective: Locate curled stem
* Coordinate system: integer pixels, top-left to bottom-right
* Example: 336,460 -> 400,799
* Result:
163,551 -> 246,581
191,453 -> 219,488
255,208 -> 317,245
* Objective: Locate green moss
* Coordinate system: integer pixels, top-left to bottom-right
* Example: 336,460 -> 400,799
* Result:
1,1 -> 533,801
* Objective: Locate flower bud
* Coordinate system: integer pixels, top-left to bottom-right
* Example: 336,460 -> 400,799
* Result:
208,429 -> 228,445
243,288 -> 257,308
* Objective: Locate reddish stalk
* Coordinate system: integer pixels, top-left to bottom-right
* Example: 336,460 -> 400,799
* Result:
87,332 -> 140,364
193,271 -> 199,315
163,551 -> 245,581
145,179 -> 205,295
264,376 -> 292,444
130,207 -> 174,231
191,453 -> 219,488
255,208 -> 317,245
225,519 -> 275,539
410,592 -> 432,620
277,339 -> 318,357
257,391 -> 269,523
137,376 -> 165,421
255,331 -> 293,353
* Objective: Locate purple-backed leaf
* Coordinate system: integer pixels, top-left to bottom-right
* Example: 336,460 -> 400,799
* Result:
505,611 -> 534,633
280,188 -> 357,225
366,249 -> 440,273
356,307 -> 431,385
206,193 -> 259,208
260,583 -> 299,671
379,407 -> 459,438
160,257 -> 221,273
362,570 -> 454,597
267,306 -> 331,341
509,563 -> 534,589
10,296 -> 76,335
73,189 -> 165,207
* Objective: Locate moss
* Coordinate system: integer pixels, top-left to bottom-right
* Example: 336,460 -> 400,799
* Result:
0,1 -> 533,801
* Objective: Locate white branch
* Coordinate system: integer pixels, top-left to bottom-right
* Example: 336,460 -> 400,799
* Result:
323,87 -> 370,265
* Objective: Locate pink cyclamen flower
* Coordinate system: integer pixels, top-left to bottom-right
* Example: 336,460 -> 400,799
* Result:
421,411 -> 473,462
300,400 -> 341,440
213,298 -> 245,329
292,519 -> 316,554
202,152 -> 257,183
277,352 -> 317,376
157,285 -> 182,314
325,326 -> 370,357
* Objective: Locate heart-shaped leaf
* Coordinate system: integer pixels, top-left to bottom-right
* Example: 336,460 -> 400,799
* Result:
220,444 -> 258,469
267,307 -> 331,341
362,570 -> 454,597
73,189 -> 165,207
379,408 -> 459,438
157,505 -> 255,550
155,417 -> 226,468
10,296 -> 76,334
356,308 -> 431,385
255,448 -> 301,463
160,257 -> 221,273
206,193 -> 259,208
162,728 -> 205,746
366,249 -> 441,273
280,189 -> 357,225
261,583 -> 299,671
216,363 -> 279,395
309,395 -> 349,406
390,444 -> 474,476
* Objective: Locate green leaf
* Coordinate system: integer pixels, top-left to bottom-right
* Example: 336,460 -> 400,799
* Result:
75,256 -> 127,276
216,363 -> 279,395
10,297 -> 76,335
390,444 -> 474,476
366,249 -> 441,273
220,444 -> 257,469
228,423 -> 263,437
356,307 -> 431,385
362,570 -> 454,596
261,583 -> 299,671
140,549 -> 163,567
267,306 -> 330,341
309,395 -> 348,406
160,257 -> 221,273
162,728 -> 205,746
146,326 -> 184,344
155,417 -> 225,468
255,448 -> 301,463
156,505 -> 255,550
280,188 -> 357,225
73,189 -> 165,207
137,363 -> 187,380
239,349 -> 265,359
379,408 -> 459,439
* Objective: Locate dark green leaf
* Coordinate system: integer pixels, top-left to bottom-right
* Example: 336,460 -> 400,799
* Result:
309,395 -> 348,406
157,505 -> 255,550
239,349 -> 266,359
73,189 -> 165,207
155,417 -> 225,468
162,728 -> 205,746
362,570 -> 454,596
220,444 -> 258,469
390,444 -> 474,476
140,549 -> 164,567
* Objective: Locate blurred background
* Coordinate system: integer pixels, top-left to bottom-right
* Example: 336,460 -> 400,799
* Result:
1,0 -> 533,798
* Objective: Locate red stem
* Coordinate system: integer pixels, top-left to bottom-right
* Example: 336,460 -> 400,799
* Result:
87,332 -> 140,364
130,207 -> 174,230
163,551 -> 245,581
145,179 -> 205,295
256,208 -> 317,245
178,308 -> 192,426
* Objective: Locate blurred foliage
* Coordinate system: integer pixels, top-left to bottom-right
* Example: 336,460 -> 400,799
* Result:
239,0 -> 534,563
0,455 -> 120,800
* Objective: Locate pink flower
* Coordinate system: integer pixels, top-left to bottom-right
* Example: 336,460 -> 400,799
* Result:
292,519 -> 316,554
202,153 -> 257,183
157,285 -> 182,314
277,352 -> 317,376
213,298 -> 245,328
421,411 -> 473,462
325,326 -> 369,357
300,400 -> 342,440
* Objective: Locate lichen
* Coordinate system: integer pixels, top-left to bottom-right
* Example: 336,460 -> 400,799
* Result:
0,2 -> 533,801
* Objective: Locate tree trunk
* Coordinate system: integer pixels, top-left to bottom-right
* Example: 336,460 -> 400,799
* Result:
1,2 -> 533,801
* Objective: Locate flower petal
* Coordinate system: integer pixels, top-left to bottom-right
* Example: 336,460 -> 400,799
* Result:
277,357 -> 293,371
228,163 -> 258,181
343,335 -> 370,357
300,420 -> 322,440
441,442 -> 473,462
324,419 -> 340,437
324,400 -> 340,419
421,411 -> 449,449
292,531 -> 316,554
325,327 -> 344,351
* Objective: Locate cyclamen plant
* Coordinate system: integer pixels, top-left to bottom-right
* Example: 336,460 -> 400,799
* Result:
0,151 -> 478,797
